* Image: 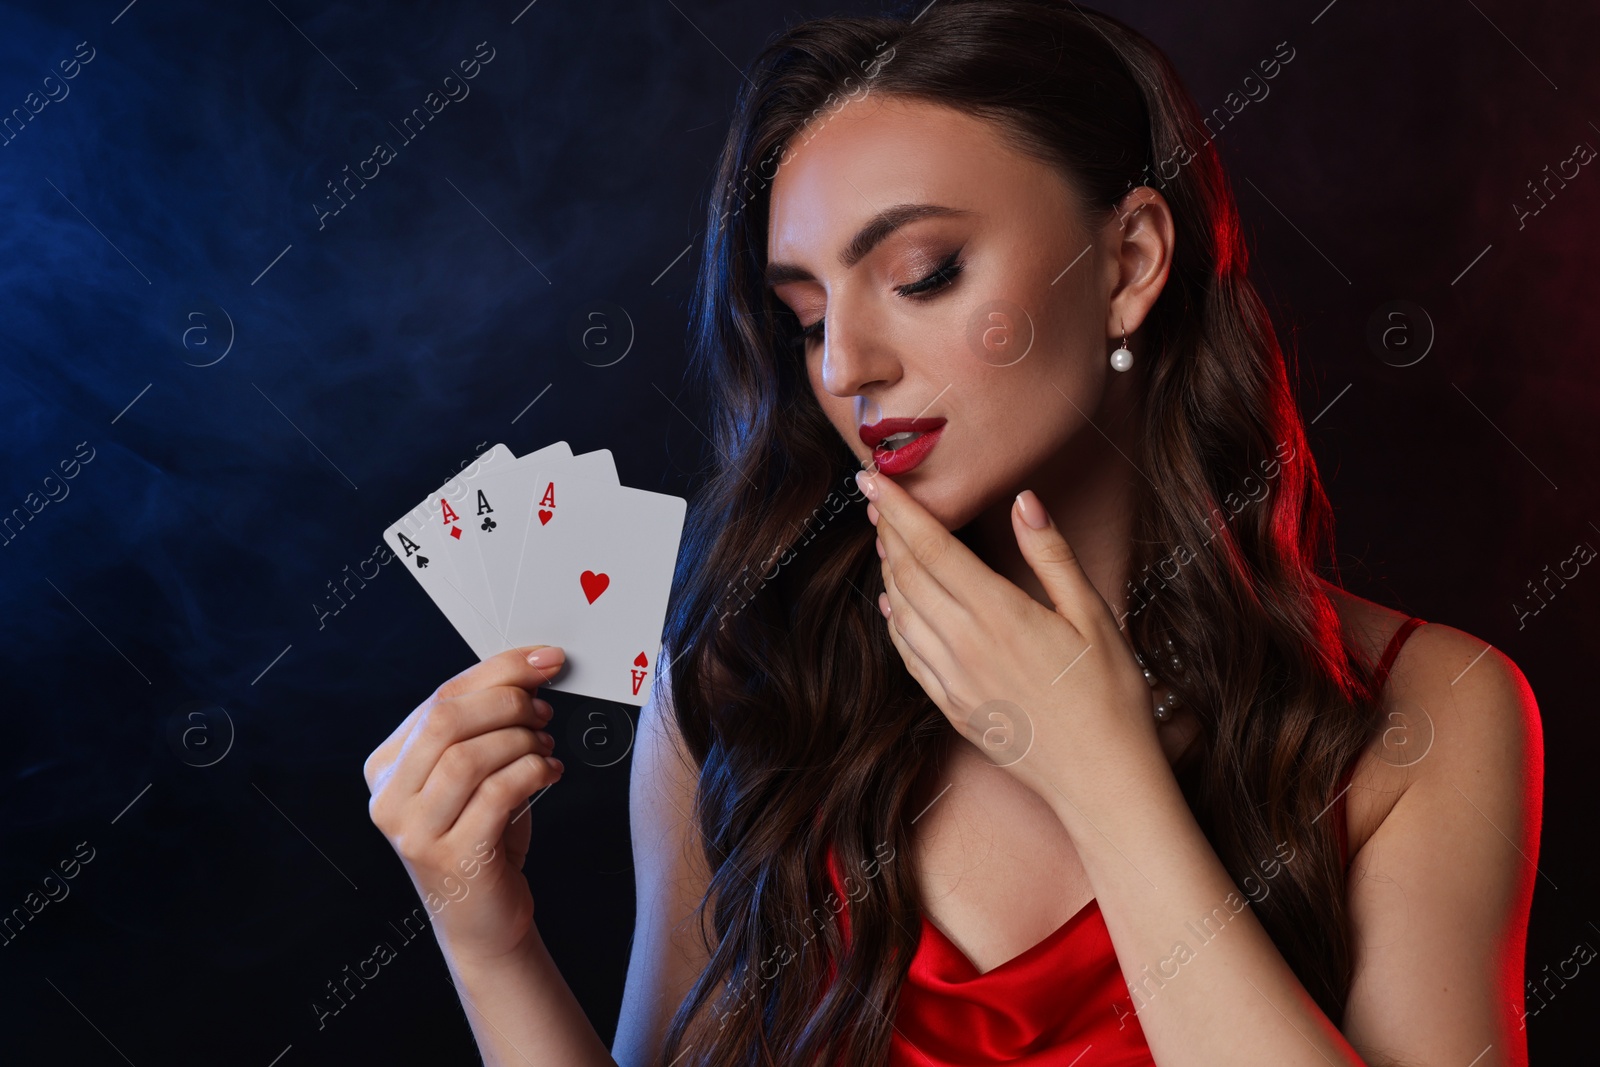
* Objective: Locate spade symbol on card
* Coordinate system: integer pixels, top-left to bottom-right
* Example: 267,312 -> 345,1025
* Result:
396,531 -> 429,570
580,570 -> 610,603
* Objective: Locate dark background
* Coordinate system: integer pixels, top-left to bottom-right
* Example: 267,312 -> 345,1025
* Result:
2,0 -> 1595,1062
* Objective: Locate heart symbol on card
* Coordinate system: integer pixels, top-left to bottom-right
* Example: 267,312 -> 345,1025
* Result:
633,652 -> 648,667
538,509 -> 553,525
580,570 -> 610,603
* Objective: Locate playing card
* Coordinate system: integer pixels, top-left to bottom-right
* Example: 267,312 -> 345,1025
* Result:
465,449 -> 620,633
497,470 -> 686,705
386,441 -> 571,657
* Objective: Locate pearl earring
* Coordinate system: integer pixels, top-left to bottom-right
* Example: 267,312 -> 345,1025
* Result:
1110,330 -> 1133,372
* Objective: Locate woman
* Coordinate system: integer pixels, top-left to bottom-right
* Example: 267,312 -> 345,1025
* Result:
363,3 -> 1542,1064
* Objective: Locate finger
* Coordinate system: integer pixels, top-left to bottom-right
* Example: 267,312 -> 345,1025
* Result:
878,517 -> 970,646
1010,491 -> 1111,632
366,693 -> 553,799
385,684 -> 552,798
412,725 -> 552,837
880,588 -> 953,705
859,470 -> 993,612
446,750 -> 565,852
438,645 -> 568,702
880,561 -> 960,691
367,699 -> 437,792
365,646 -> 562,791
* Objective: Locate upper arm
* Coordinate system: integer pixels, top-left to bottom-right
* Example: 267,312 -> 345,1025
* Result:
1340,624 -> 1544,1067
610,654 -> 718,1067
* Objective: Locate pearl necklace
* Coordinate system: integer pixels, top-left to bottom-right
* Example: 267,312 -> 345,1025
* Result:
1134,636 -> 1186,722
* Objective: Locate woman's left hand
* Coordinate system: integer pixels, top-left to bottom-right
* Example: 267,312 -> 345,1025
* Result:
858,468 -> 1163,806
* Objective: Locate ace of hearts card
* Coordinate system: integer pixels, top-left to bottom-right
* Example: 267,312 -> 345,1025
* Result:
492,467 -> 686,706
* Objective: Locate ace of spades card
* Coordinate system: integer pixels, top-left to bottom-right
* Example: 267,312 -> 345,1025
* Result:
496,469 -> 686,706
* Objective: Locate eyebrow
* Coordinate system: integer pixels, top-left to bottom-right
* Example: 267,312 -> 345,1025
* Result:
764,202 -> 974,287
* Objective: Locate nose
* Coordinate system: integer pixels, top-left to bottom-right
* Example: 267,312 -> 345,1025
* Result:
817,294 -> 899,399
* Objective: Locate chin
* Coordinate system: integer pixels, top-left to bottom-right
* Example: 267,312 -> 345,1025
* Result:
895,470 -> 983,533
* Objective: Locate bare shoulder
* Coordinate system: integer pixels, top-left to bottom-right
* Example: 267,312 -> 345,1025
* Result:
1322,585 -> 1545,1063
1327,582 -> 1541,791
1360,610 -> 1545,871
1320,584 -> 1543,861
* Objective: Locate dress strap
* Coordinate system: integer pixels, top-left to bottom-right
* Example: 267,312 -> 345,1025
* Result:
1374,615 -> 1427,690
1332,616 -> 1426,869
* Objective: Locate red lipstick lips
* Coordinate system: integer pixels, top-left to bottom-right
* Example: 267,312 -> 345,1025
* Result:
858,416 -> 947,476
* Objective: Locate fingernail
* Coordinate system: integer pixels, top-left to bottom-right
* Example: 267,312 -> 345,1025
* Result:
1016,490 -> 1050,530
875,535 -> 885,558
551,758 -> 565,773
527,646 -> 563,668
856,470 -> 879,500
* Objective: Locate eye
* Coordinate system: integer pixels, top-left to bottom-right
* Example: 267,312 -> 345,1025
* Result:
895,249 -> 965,300
795,250 -> 966,348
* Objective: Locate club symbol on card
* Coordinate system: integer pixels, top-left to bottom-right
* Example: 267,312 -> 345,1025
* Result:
481,516 -> 497,533
538,508 -> 553,525
580,570 -> 610,603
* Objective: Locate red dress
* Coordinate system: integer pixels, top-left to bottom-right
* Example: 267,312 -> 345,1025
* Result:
824,616 -> 1426,1065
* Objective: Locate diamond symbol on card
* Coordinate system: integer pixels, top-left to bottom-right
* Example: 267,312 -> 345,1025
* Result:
450,527 -> 462,539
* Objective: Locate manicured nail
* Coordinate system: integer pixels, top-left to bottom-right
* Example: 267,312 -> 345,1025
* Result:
527,646 -> 563,667
1015,490 -> 1050,530
856,470 -> 879,500
876,535 -> 885,558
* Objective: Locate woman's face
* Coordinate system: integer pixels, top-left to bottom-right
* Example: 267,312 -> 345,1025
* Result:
765,94 -> 1168,534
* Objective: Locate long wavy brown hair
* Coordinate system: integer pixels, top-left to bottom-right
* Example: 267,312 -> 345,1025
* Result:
655,3 -> 1390,1063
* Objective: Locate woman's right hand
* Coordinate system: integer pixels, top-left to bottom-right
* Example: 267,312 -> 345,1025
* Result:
363,645 -> 568,964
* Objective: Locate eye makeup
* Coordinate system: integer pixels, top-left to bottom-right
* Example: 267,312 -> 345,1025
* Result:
796,247 -> 966,346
